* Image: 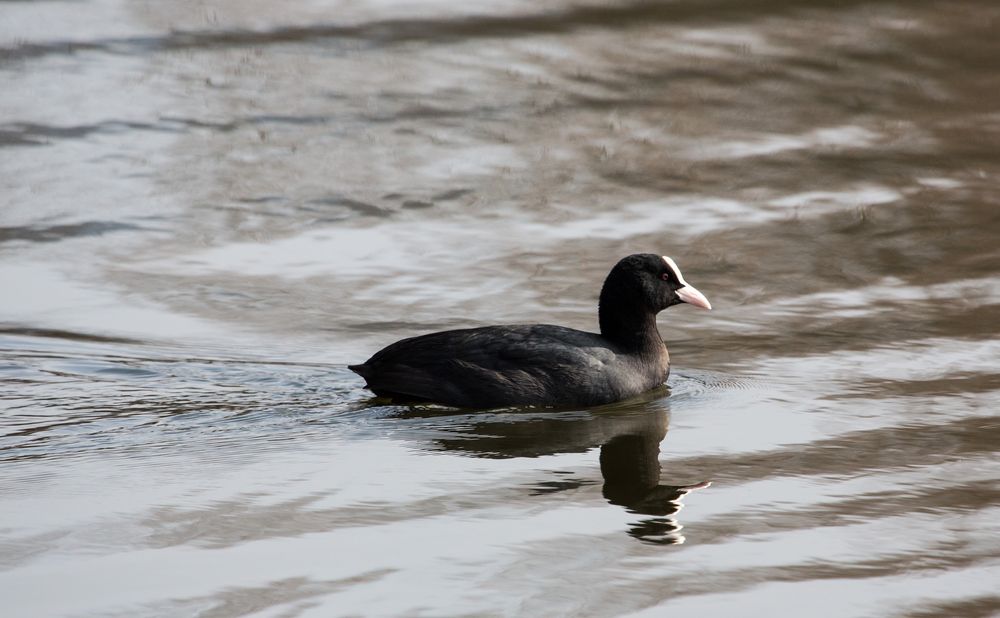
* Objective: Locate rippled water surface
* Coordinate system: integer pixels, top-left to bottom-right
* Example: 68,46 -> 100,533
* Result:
2,1 -> 1000,616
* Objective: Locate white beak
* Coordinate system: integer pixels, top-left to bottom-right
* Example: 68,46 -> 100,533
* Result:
662,256 -> 712,310
676,284 -> 712,310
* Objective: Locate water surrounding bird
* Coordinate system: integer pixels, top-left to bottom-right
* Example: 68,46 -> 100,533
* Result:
349,254 -> 711,408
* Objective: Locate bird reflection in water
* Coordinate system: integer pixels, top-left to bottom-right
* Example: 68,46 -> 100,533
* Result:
394,388 -> 710,545
601,431 -> 710,545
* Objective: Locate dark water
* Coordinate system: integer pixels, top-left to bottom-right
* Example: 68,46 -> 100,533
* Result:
2,1 -> 1000,616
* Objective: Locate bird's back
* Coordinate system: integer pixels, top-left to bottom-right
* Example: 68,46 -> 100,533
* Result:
349,324 -> 666,408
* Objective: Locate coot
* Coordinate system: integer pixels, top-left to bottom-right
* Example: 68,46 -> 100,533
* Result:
349,254 -> 711,408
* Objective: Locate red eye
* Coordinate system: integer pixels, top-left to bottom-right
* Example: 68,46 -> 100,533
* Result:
660,272 -> 670,281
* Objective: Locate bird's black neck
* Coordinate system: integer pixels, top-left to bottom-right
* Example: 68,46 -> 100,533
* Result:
598,295 -> 664,354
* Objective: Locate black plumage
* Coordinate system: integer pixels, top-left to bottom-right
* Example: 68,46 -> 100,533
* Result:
349,253 -> 711,408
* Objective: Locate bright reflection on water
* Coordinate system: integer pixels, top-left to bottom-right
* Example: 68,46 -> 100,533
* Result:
2,0 -> 1000,616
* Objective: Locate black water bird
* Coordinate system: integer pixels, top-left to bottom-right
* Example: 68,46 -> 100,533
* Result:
349,254 -> 711,408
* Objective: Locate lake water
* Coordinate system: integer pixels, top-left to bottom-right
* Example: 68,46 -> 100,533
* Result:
2,1 -> 999,616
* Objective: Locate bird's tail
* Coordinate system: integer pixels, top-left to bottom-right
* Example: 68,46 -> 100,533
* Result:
347,363 -> 369,378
